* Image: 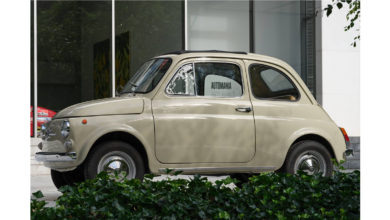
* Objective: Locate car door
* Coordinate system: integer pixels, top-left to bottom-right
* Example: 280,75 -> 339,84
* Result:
152,58 -> 255,163
245,60 -> 314,166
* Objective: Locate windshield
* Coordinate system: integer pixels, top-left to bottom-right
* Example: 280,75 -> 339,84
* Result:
120,58 -> 172,94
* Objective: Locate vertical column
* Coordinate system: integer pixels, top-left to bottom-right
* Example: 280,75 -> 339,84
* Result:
112,0 -> 115,97
34,0 -> 37,137
315,0 -> 323,105
184,0 -> 188,50
249,0 -> 254,53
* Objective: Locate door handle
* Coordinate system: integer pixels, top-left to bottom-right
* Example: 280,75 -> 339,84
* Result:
235,106 -> 252,113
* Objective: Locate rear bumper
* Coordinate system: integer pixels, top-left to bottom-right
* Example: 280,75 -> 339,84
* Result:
35,152 -> 77,162
343,149 -> 354,160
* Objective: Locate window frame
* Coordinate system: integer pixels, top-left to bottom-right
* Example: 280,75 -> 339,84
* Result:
165,60 -> 245,99
248,63 -> 301,102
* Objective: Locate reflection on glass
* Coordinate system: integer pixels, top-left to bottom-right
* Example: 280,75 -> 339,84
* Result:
254,0 -> 301,74
188,0 -> 250,51
121,58 -> 172,94
37,1 -> 112,113
115,0 -> 183,90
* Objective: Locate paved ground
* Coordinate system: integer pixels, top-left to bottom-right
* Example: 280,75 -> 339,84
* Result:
31,173 -> 60,207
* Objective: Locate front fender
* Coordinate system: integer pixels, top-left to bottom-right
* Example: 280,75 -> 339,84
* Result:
45,114 -> 155,171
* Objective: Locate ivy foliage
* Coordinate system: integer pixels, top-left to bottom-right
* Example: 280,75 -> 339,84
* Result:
31,169 -> 360,219
324,0 -> 360,47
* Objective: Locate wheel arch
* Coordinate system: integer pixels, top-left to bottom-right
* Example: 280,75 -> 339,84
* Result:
285,134 -> 336,165
89,131 -> 150,173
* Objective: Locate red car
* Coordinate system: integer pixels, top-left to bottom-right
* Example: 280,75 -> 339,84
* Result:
30,106 -> 56,137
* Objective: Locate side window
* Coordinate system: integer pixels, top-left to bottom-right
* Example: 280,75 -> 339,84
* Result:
166,63 -> 195,95
195,63 -> 242,97
249,64 -> 299,101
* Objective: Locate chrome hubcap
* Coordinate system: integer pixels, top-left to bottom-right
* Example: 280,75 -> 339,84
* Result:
294,151 -> 326,176
97,151 -> 136,180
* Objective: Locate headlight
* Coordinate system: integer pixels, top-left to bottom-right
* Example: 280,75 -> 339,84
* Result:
61,120 -> 70,138
39,124 -> 47,138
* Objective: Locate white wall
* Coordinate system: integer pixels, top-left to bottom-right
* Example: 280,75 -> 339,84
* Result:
321,0 -> 360,136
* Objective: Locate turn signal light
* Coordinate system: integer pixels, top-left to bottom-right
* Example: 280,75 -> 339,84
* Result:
339,127 -> 350,145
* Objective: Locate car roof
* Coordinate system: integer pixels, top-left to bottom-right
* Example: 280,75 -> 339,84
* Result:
155,50 -> 288,66
161,50 -> 248,55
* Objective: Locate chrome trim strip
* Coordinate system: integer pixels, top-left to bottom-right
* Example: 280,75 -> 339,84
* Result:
35,152 -> 77,162
158,166 -> 275,174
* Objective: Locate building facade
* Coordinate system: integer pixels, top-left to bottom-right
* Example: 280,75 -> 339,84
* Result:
31,0 -> 360,144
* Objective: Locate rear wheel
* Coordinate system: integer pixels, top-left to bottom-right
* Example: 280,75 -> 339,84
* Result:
83,141 -> 145,181
281,140 -> 333,177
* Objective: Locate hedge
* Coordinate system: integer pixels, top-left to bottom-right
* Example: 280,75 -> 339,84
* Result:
31,168 -> 360,219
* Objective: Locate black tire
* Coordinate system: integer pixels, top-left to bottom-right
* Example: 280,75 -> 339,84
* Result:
50,169 -> 67,189
51,167 -> 85,189
281,140 -> 333,177
61,166 -> 85,186
83,140 -> 145,180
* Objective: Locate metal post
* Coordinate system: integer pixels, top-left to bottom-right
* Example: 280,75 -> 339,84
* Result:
34,0 -> 38,138
184,0 -> 188,50
249,0 -> 254,53
112,0 -> 115,97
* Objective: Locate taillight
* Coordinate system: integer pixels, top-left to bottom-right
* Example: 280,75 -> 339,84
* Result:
339,127 -> 350,146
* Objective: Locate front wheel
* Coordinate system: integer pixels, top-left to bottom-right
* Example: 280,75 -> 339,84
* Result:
50,167 -> 85,189
281,140 -> 333,177
83,141 -> 145,181
50,169 -> 67,189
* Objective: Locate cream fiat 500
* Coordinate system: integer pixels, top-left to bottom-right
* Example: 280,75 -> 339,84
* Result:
36,51 -> 350,188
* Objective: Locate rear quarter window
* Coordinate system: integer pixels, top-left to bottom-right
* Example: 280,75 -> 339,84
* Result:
249,64 -> 299,101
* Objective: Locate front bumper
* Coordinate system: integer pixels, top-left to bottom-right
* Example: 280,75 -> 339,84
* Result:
35,152 -> 77,162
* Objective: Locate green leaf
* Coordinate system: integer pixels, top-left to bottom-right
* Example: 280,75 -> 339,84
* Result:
337,2 -> 343,9
325,5 -> 333,17
31,167 -> 360,219
164,168 -> 174,174
32,191 -> 44,199
173,170 -> 183,176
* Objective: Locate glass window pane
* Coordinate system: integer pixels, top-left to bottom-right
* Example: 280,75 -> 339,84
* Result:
261,70 -> 294,92
115,0 -> 184,90
121,58 -> 172,94
166,64 -> 195,95
195,63 -> 242,97
37,1 -> 112,122
254,0 -> 301,74
188,0 -> 249,51
249,64 -> 299,101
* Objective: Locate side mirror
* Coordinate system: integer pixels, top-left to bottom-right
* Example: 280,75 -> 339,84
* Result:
115,85 -> 124,97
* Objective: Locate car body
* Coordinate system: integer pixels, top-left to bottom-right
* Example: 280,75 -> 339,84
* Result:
35,51 -> 350,187
30,106 -> 56,137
